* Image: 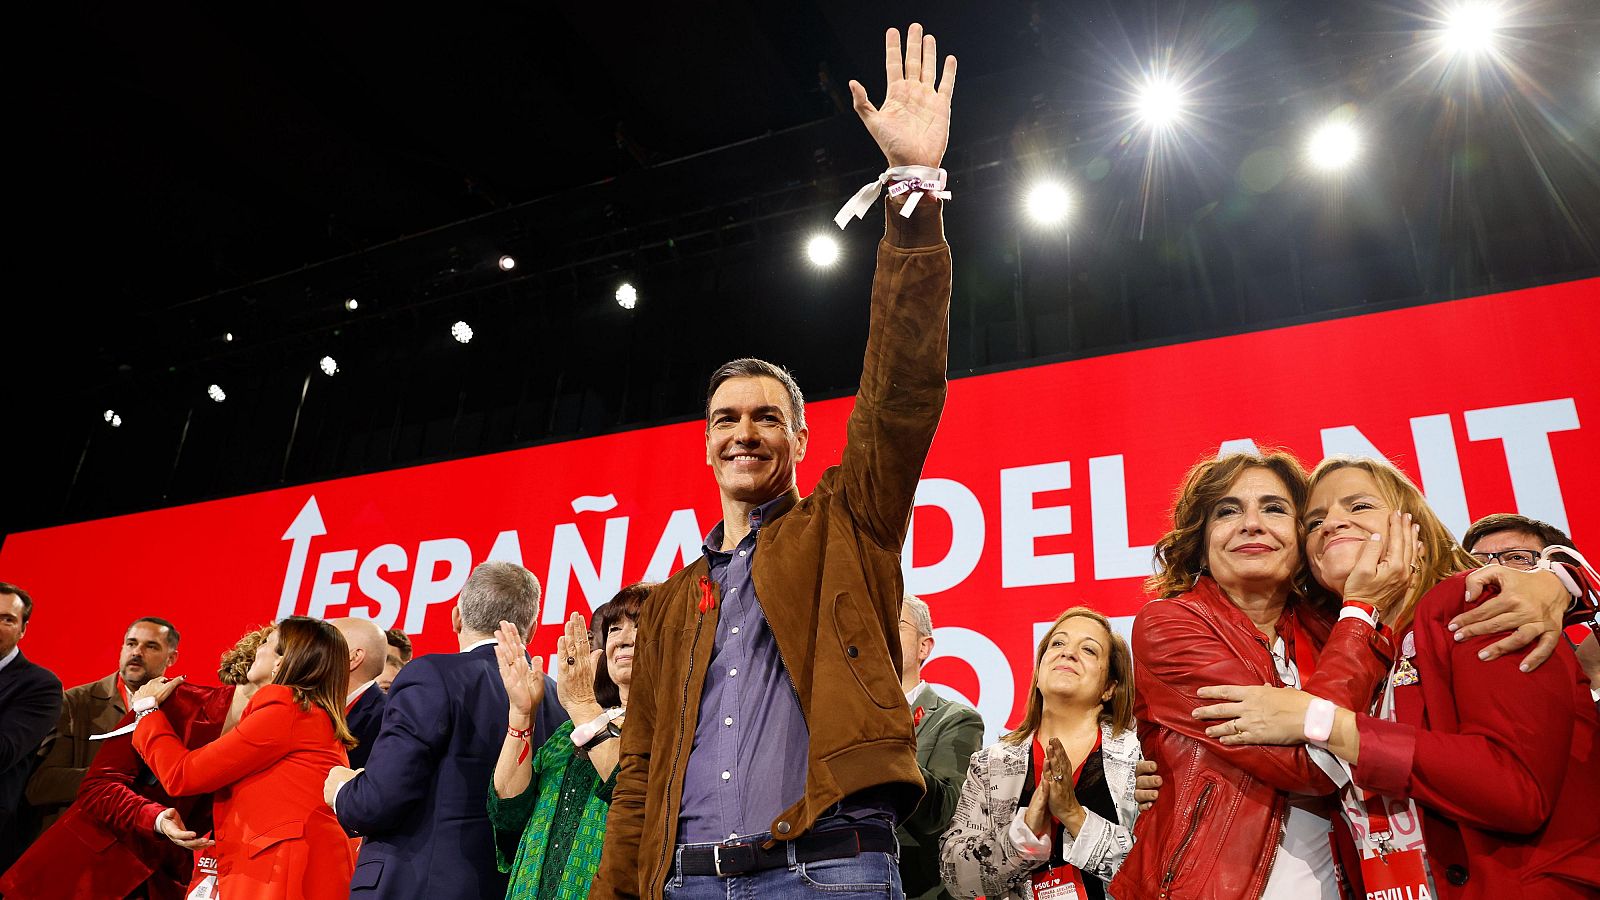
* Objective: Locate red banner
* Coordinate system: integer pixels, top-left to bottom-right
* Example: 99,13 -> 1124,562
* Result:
5,278 -> 1596,741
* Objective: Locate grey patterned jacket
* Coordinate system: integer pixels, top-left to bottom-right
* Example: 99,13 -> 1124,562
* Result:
937,722 -> 1142,900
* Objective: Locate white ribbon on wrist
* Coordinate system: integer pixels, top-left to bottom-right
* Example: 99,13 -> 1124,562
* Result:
833,165 -> 950,229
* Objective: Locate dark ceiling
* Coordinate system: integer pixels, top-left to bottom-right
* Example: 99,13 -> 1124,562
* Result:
7,0 -> 1599,537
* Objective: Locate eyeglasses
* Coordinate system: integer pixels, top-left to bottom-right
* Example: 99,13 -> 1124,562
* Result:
1470,549 -> 1541,570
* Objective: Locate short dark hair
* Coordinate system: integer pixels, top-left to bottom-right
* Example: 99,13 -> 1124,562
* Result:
385,628 -> 414,663
705,358 -> 806,431
128,616 -> 181,648
592,583 -> 651,709
1462,514 -> 1574,555
0,582 -> 33,627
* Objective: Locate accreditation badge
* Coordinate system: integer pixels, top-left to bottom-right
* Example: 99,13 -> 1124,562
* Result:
1029,863 -> 1088,900
186,847 -> 220,900
1359,848 -> 1434,900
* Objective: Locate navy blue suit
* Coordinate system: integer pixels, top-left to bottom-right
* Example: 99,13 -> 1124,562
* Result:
344,684 -> 386,770
0,649 -> 63,872
336,643 -> 566,900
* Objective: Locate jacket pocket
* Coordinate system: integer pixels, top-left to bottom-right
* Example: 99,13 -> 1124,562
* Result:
350,857 -> 385,890
830,590 -> 902,710
243,818 -> 304,858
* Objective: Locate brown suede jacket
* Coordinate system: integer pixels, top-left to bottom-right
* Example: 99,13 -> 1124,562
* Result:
592,195 -> 951,900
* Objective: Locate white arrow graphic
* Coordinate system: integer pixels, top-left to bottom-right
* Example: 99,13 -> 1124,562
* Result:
277,496 -> 327,620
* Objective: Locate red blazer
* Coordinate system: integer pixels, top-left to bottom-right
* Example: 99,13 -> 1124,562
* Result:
1354,572 -> 1600,899
133,683 -> 355,900
1111,577 -> 1393,900
0,682 -> 233,900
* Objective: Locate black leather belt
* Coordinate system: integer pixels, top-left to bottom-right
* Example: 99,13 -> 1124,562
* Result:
676,826 -> 897,877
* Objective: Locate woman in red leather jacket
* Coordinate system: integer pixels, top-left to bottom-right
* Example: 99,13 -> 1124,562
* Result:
1192,457 -> 1600,899
1108,450 -> 1403,900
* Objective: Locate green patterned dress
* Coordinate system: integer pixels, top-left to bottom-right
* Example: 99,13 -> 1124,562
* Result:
487,720 -> 619,900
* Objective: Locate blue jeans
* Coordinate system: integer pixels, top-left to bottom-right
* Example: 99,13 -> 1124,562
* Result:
663,832 -> 904,900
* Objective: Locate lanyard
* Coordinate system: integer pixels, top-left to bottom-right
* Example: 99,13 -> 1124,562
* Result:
1281,608 -> 1318,683
1341,654 -> 1409,852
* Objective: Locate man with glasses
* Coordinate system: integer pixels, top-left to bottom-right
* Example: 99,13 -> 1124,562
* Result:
894,595 -> 983,900
1461,513 -> 1598,693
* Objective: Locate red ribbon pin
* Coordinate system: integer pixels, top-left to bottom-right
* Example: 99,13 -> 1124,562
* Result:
698,576 -> 717,614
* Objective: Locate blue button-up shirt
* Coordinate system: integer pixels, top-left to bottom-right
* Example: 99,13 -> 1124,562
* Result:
676,494 -> 894,843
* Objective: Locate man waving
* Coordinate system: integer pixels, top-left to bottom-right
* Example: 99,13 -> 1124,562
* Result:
593,22 -> 957,900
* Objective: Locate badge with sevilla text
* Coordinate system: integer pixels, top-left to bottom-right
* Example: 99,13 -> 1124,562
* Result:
1358,847 -> 1436,900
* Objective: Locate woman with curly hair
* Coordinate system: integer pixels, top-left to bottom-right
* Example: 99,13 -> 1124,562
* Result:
1191,457 -> 1600,899
1108,450 -> 1409,900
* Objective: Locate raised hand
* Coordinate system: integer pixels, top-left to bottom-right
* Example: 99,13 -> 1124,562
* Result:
555,612 -> 604,721
848,23 -> 957,169
494,620 -> 545,721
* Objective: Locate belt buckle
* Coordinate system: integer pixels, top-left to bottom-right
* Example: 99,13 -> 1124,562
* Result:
713,844 -> 728,878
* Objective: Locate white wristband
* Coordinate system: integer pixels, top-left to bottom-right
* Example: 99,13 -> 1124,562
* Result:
1303,698 -> 1337,743
833,166 -> 950,229
570,707 -> 626,748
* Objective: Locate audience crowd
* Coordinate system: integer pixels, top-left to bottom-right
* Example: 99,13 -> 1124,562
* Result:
2,21 -> 1598,900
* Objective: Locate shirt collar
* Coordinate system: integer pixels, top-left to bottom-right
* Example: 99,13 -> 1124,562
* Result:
0,646 -> 18,674
703,490 -> 800,556
463,638 -> 497,653
905,680 -> 928,707
346,678 -> 378,705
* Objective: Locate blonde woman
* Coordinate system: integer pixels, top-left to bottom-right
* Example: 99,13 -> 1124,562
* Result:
939,607 -> 1140,900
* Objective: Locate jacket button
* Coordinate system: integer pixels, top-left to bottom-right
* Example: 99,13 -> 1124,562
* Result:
847,645 -> 859,658
1445,865 -> 1468,886
776,821 -> 791,834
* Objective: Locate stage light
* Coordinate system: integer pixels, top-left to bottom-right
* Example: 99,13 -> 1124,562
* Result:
207,384 -> 226,403
806,234 -> 840,267
344,298 -> 359,311
1136,77 -> 1185,128
1024,181 -> 1072,225
615,283 -> 638,310
498,255 -> 517,271
451,320 -> 474,344
103,409 -> 122,427
224,332 -> 234,343
1441,3 -> 1502,56
319,356 -> 339,376
1305,119 -> 1360,171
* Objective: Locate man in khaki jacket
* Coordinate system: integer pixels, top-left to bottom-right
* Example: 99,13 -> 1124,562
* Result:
25,616 -> 179,831
593,22 -> 956,900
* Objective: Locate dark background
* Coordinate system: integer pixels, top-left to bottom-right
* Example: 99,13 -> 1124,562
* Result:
6,0 -> 1598,537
